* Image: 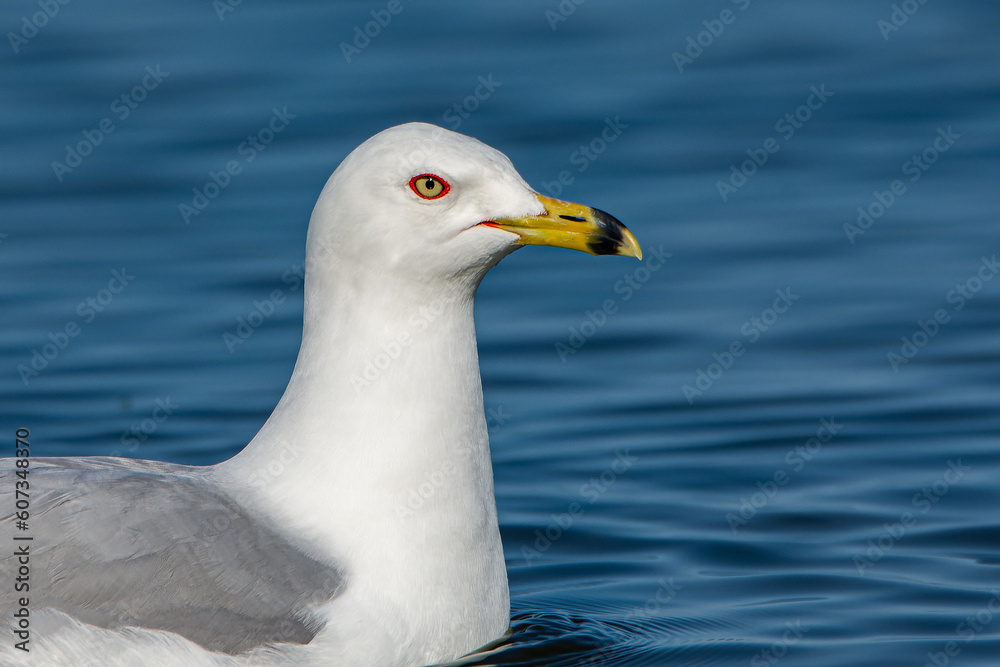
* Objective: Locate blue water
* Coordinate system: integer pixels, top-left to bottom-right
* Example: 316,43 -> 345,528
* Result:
3,1 -> 1000,665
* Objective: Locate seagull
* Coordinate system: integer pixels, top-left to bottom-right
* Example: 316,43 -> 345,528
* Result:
1,122 -> 641,667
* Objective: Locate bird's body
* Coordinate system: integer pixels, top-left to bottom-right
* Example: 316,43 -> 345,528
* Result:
1,123 -> 639,666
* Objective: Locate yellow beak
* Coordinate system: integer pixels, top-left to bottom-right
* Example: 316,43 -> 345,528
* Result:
483,194 -> 642,260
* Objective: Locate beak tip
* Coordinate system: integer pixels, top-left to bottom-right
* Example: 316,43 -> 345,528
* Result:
624,231 -> 642,261
610,221 -> 642,261
590,207 -> 642,260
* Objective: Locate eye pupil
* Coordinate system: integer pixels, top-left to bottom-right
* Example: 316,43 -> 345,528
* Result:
410,173 -> 450,199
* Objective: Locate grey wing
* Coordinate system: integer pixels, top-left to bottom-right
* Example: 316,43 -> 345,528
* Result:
0,457 -> 343,655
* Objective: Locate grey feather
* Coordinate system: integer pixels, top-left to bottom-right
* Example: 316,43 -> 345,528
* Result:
0,458 -> 343,655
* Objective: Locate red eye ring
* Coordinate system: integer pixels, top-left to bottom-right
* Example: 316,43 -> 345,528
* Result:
409,174 -> 450,200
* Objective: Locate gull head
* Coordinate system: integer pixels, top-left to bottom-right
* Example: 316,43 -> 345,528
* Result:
306,122 -> 641,289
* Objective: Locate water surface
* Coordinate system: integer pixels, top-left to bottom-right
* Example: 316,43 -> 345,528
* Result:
2,1 -> 1000,665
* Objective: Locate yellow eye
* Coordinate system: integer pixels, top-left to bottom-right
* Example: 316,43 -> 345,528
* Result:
409,174 -> 450,199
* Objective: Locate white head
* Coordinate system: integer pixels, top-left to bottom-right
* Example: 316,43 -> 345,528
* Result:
305,122 -> 641,293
